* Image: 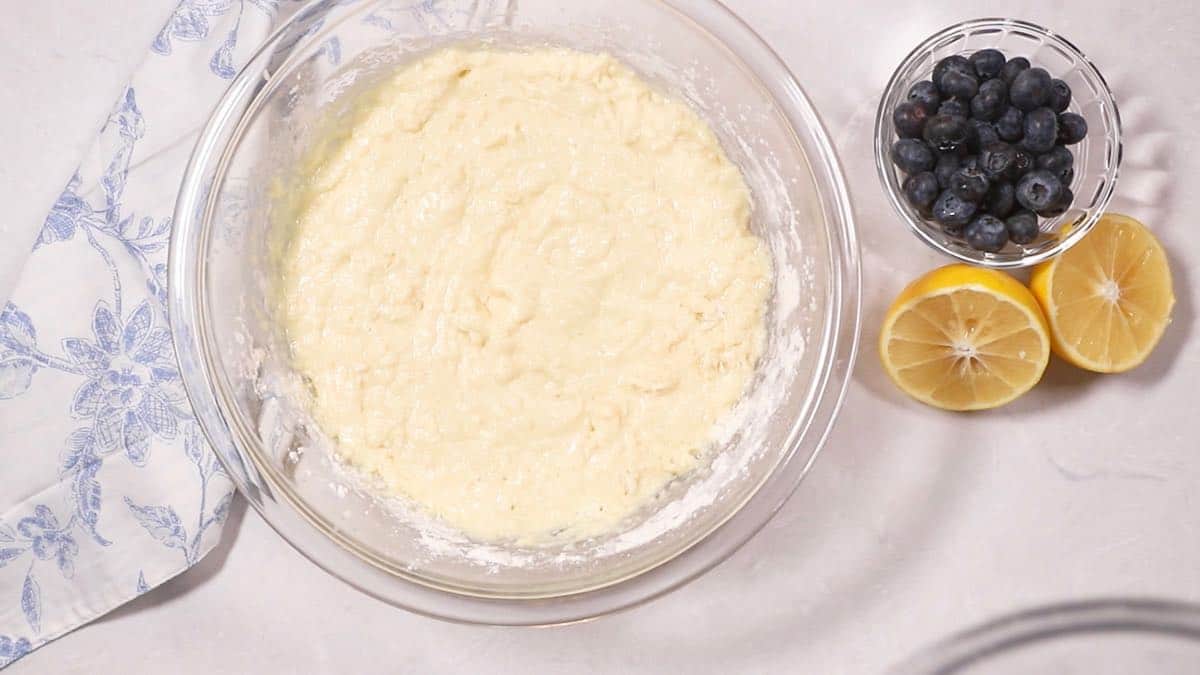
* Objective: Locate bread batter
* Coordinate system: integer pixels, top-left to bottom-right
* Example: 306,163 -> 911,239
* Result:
280,48 -> 770,542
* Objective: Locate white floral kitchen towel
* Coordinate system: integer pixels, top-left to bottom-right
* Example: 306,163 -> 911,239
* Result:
0,1 -> 316,666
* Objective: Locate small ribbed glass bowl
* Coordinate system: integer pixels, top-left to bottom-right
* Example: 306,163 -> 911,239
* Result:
874,18 -> 1122,269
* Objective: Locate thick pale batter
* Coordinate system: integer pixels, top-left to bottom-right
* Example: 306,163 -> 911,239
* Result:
280,48 -> 770,542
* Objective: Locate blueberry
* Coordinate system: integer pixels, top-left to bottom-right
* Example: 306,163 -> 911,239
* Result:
932,190 -> 977,232
1012,149 -> 1035,179
1010,67 -> 1052,111
1059,165 -> 1075,187
970,120 -> 1000,151
933,55 -> 974,95
960,154 -> 980,172
893,101 -> 930,138
1037,187 -> 1074,218
903,172 -> 940,214
934,55 -> 972,82
1036,145 -> 1075,185
965,214 -> 1009,252
983,180 -> 1016,218
1002,57 -> 1031,84
1005,210 -> 1040,245
941,70 -> 979,100
979,142 -> 1018,181
1036,144 -> 1073,171
1058,112 -> 1088,144
996,106 -> 1024,142
1020,107 -> 1059,153
963,124 -> 980,153
950,166 -> 990,203
1016,169 -> 1065,213
1047,79 -> 1072,113
935,153 -> 961,189
969,78 -> 1007,122
923,114 -> 972,154
938,98 -> 970,119
891,138 -> 935,174
970,49 -> 1006,80
908,80 -> 942,114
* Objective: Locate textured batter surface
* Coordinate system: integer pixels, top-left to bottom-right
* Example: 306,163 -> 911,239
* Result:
280,48 -> 770,542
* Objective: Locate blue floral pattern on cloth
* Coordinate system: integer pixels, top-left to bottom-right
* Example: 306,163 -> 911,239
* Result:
0,0 -> 478,665
0,1 -> 299,666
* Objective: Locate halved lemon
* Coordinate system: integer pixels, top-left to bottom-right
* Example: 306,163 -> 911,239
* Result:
880,264 -> 1051,411
1030,213 -> 1175,373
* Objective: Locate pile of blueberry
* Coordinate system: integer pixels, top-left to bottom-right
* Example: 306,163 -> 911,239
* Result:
889,49 -> 1088,252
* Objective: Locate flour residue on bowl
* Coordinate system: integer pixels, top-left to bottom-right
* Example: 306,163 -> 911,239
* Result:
274,47 -> 773,544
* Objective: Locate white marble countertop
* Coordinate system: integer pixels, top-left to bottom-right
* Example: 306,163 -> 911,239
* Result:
4,1 -> 1199,672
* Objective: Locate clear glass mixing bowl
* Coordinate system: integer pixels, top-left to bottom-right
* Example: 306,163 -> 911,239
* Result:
169,0 -> 860,624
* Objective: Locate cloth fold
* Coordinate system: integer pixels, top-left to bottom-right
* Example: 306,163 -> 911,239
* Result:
0,1 -> 290,666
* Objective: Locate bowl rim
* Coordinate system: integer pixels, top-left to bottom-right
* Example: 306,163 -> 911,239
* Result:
168,0 -> 862,625
891,598 -> 1200,674
873,17 -> 1123,269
